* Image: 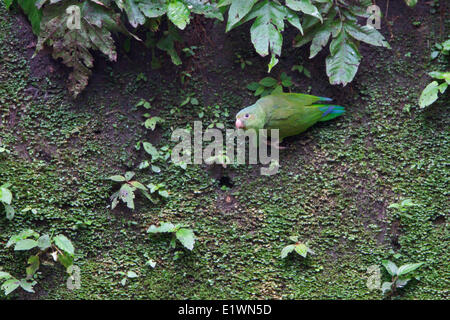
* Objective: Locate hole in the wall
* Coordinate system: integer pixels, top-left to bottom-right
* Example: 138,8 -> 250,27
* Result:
218,176 -> 234,188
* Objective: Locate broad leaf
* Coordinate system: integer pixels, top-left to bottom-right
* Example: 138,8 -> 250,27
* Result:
382,260 -> 398,276
167,0 -> 190,30
397,262 -> 424,276
53,234 -> 75,256
14,239 -> 38,251
281,244 -> 295,258
419,81 -> 439,108
286,0 -> 322,22
326,31 -> 361,86
109,175 -> 126,182
0,186 -> 12,204
147,222 -> 177,233
344,22 -> 390,48
1,279 -> 20,295
225,0 -> 257,32
26,255 -> 40,277
37,234 -> 51,250
294,243 -> 308,257
175,228 -> 195,250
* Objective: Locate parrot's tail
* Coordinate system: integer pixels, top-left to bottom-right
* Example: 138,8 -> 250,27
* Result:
315,105 -> 346,122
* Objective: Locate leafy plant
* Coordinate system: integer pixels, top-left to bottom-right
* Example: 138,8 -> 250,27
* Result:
0,146 -> 10,155
247,72 -> 293,97
419,71 -> 449,109
294,0 -> 390,86
220,0 -> 303,72
235,52 -> 253,70
388,199 -> 419,219
109,171 -> 156,209
147,222 -> 195,250
0,183 -> 15,220
291,64 -> 311,78
146,183 -> 170,199
4,0 -> 42,34
381,260 -> 424,295
144,116 -> 164,131
118,270 -> 139,286
430,39 -> 450,60
1,229 -> 75,295
281,236 -> 314,259
4,0 -> 223,96
0,271 -> 36,296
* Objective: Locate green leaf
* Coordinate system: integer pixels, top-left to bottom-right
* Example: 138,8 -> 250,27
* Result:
158,190 -> 169,198
286,0 -> 322,22
247,82 -> 260,91
143,142 -> 160,160
381,281 -> 392,294
0,271 -> 12,280
309,24 -> 332,58
382,260 -> 398,276
37,1 -> 121,96
109,175 -> 126,182
225,0 -> 257,32
124,171 -> 135,181
14,239 -> 38,251
167,0 -> 190,30
1,279 -> 20,295
0,185 -> 12,204
127,271 -> 138,278
4,0 -> 14,9
57,252 -> 74,269
175,228 -> 195,250
259,77 -> 278,87
6,229 -> 39,248
344,22 -> 390,48
419,81 -> 439,108
397,262 -> 424,276
396,278 -> 410,288
129,181 -> 148,191
138,0 -> 167,19
247,0 -> 285,58
404,0 -> 417,7
268,54 -> 279,72
146,259 -> 157,268
16,0 -> 43,35
281,244 -> 295,258
144,117 -> 164,130
429,71 -> 450,84
26,255 -> 40,277
119,184 -> 135,209
326,31 -> 362,86
294,243 -> 308,257
37,234 -> 51,250
120,0 -> 146,28
185,0 -> 223,20
147,222 -> 177,233
19,279 -> 36,293
53,235 -> 75,256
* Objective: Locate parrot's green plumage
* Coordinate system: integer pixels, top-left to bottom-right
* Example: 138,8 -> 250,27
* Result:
235,93 -> 345,142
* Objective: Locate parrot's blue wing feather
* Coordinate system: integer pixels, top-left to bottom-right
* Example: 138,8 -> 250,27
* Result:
316,105 -> 345,122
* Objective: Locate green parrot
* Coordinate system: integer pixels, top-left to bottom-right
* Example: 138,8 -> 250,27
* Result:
235,93 -> 345,147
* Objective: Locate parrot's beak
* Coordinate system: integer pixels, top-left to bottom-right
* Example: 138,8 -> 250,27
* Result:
235,118 -> 244,129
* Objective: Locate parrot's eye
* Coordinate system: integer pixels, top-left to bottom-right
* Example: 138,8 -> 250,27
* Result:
245,113 -> 250,118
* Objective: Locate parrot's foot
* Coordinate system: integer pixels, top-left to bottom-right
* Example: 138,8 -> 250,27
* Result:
266,139 -> 286,150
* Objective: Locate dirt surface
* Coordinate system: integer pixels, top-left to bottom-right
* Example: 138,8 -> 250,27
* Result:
0,0 -> 449,300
